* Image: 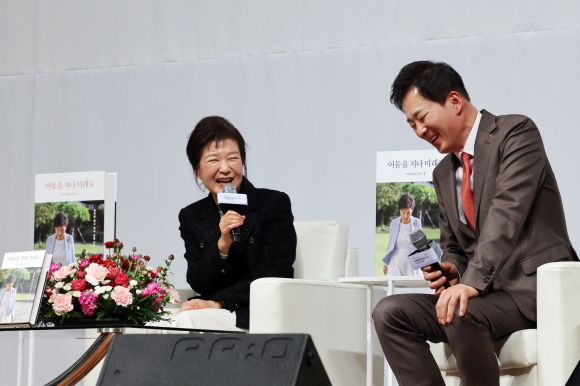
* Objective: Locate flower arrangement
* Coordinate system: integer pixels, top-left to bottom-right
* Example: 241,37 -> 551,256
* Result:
39,239 -> 180,325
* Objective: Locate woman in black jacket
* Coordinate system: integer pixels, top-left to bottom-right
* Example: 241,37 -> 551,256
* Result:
175,116 -> 297,330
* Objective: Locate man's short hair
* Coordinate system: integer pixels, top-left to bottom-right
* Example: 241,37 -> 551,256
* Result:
390,61 -> 470,111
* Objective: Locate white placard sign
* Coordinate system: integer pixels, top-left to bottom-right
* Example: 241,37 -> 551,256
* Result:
376,150 -> 445,183
217,193 -> 248,206
35,171 -> 106,203
407,248 -> 440,270
2,251 -> 46,269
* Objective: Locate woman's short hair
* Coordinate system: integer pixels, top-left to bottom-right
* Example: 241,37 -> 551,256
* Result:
398,193 -> 415,210
6,275 -> 16,284
54,212 -> 68,227
186,116 -> 247,177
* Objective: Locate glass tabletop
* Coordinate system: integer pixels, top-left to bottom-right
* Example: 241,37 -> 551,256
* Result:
0,322 -> 245,334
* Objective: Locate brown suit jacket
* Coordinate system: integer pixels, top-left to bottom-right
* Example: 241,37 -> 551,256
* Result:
433,110 -> 578,322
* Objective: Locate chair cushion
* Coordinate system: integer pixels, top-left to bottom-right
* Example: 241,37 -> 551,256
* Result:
432,329 -> 537,370
292,221 -> 348,281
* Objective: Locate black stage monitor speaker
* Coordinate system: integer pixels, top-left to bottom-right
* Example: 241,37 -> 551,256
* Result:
567,359 -> 580,386
97,333 -> 331,386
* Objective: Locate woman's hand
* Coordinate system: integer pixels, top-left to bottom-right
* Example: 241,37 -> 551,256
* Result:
217,211 -> 246,255
383,265 -> 388,276
178,299 -> 224,313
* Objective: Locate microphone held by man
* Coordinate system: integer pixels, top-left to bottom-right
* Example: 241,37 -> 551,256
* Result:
217,183 -> 248,242
408,229 -> 450,289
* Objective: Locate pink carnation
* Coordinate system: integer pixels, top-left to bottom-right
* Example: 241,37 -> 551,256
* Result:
78,258 -> 90,268
53,265 -> 74,281
168,288 -> 180,304
49,263 -> 61,274
85,263 -> 109,286
79,291 -> 98,316
130,254 -> 140,260
140,282 -> 164,297
111,286 -> 133,307
52,293 -> 74,315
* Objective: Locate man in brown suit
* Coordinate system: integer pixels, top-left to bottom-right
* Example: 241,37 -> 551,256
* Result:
372,61 -> 578,386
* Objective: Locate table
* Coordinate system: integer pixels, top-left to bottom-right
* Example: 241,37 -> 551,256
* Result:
337,276 -> 431,386
4,323 -> 244,386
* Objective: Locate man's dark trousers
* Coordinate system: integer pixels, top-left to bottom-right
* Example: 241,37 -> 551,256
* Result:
372,292 -> 535,386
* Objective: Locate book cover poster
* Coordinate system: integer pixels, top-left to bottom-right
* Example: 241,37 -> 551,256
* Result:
376,150 -> 445,276
0,251 -> 45,324
34,172 -> 106,263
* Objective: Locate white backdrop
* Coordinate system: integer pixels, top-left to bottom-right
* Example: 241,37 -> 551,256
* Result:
2,1 -> 580,384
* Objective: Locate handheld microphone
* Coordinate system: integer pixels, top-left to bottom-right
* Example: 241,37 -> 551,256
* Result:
408,229 -> 449,288
217,183 -> 248,243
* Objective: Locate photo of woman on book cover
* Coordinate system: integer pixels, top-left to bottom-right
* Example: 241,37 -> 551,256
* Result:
34,201 -> 105,261
45,212 -> 75,266
382,193 -> 423,276
376,181 -> 440,276
0,275 -> 17,323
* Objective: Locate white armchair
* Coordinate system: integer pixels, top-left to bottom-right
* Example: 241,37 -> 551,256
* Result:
432,262 -> 580,386
250,221 -> 384,386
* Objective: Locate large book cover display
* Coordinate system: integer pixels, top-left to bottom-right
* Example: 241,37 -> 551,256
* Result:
34,171 -> 117,263
375,150 -> 445,276
0,251 -> 52,328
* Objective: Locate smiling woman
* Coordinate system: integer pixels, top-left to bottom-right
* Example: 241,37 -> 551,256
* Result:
174,116 -> 297,331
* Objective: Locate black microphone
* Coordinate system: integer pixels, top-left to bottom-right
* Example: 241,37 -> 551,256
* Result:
217,183 -> 248,243
408,229 -> 450,288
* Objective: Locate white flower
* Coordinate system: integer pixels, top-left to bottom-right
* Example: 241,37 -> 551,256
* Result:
103,280 -> 111,284
54,281 -> 64,289
147,266 -> 154,271
103,286 -> 113,292
95,286 -> 107,294
72,291 -> 81,297
136,290 -> 142,295
63,284 -> 72,291
102,294 -> 110,299
48,299 -> 53,303
130,280 -> 138,286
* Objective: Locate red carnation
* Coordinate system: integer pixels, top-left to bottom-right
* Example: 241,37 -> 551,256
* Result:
104,241 -> 115,248
114,272 -> 129,286
143,255 -> 150,262
99,260 -> 117,269
89,254 -> 103,263
76,270 -> 85,279
120,257 -> 130,270
71,279 -> 87,291
150,270 -> 158,278
106,267 -> 119,280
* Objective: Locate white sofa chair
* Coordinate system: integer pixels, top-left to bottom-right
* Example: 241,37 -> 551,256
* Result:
250,221 -> 385,386
431,262 -> 580,386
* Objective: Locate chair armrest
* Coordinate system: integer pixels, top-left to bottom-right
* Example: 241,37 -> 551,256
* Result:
250,278 -> 389,385
250,278 -> 368,352
537,262 -> 580,386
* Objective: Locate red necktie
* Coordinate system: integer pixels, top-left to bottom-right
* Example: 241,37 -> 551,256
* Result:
461,152 -> 475,231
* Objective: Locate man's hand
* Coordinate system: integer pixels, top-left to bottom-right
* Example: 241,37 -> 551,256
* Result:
422,261 -> 459,295
178,299 -> 223,313
436,284 -> 479,324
